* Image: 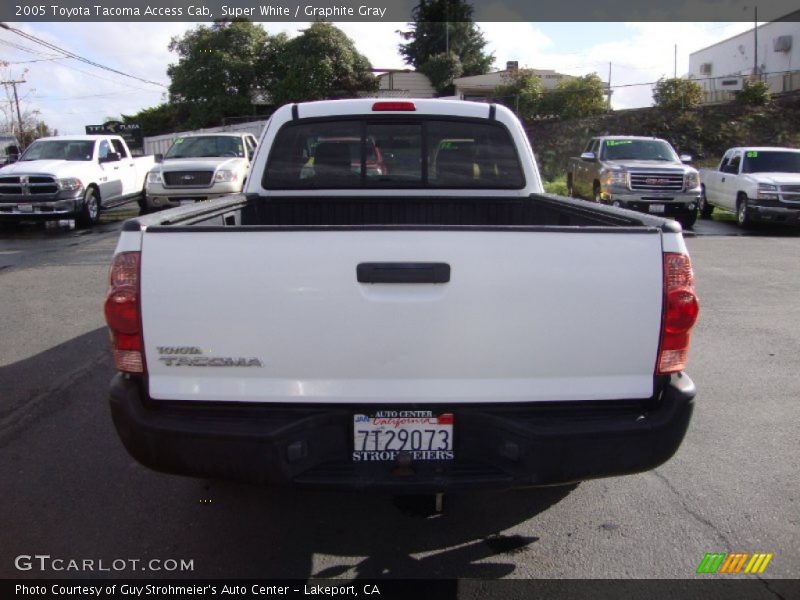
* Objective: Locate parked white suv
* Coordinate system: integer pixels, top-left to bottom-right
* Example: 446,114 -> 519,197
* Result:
144,132 -> 258,210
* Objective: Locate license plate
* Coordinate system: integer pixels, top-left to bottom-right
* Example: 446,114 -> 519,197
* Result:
179,199 -> 196,206
649,204 -> 665,213
353,411 -> 454,461
17,203 -> 33,213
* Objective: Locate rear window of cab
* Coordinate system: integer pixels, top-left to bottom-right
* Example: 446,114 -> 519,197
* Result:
263,118 -> 525,189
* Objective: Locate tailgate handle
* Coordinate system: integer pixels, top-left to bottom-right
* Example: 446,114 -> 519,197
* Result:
357,262 -> 450,284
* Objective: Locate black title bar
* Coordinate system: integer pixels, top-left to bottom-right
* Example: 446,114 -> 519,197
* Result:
4,579 -> 800,600
3,1 -> 800,22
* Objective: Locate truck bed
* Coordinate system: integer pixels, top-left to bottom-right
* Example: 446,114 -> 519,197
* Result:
129,193 -> 678,231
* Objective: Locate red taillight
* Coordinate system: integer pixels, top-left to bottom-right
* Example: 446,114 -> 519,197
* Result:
104,287 -> 139,334
657,253 -> 699,374
104,251 -> 144,374
372,101 -> 416,112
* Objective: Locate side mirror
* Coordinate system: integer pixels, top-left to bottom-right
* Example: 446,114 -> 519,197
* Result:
6,145 -> 20,156
154,153 -> 164,163
580,151 -> 596,161
679,154 -> 692,163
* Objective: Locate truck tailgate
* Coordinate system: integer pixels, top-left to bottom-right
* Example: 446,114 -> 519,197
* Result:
140,229 -> 664,404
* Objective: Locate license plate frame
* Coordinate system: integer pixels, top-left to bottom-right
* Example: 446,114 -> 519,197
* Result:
648,204 -> 665,214
352,411 -> 455,461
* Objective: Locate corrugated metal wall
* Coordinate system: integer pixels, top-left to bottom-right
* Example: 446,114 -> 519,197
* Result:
143,120 -> 270,156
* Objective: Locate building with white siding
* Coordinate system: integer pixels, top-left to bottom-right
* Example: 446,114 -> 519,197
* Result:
453,65 -> 574,101
688,12 -> 800,104
375,70 -> 436,98
451,62 -> 607,103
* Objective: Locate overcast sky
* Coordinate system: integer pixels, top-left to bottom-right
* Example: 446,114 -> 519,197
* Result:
0,21 -> 754,135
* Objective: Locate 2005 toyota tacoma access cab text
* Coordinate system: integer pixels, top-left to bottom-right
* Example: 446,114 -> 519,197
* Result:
105,99 -> 699,491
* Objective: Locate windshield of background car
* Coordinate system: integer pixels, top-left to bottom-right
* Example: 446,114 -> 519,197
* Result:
165,136 -> 245,159
19,140 -> 94,161
741,151 -> 800,174
601,139 -> 679,162
264,118 -> 525,189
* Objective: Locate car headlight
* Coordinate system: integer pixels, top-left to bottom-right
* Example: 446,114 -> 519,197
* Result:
757,183 -> 779,199
684,172 -> 700,189
214,170 -> 238,183
603,170 -> 628,187
147,171 -> 162,184
57,177 -> 83,192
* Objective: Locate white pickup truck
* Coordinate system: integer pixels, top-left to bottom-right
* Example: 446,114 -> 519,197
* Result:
105,99 -> 699,491
144,132 -> 258,211
699,146 -> 800,227
0,135 -> 154,228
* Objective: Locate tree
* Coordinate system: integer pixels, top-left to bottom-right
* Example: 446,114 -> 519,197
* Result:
16,115 -> 55,147
540,74 -> 607,119
653,77 -> 703,110
123,103 -> 191,137
268,23 -> 378,105
166,20 -> 276,128
399,0 -> 494,84
419,52 -> 463,93
735,79 -> 771,106
493,69 -> 544,120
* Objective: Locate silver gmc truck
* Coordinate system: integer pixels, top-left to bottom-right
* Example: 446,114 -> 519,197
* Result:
567,136 -> 701,229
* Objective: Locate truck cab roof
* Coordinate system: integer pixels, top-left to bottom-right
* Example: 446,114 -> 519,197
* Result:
282,98 -> 507,120
596,135 -> 669,141
33,134 -> 126,143
725,146 -> 800,153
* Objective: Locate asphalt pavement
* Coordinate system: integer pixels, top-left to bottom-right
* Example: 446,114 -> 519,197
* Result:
0,208 -> 798,581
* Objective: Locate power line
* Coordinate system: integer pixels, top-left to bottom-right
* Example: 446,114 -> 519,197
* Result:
4,58 -> 65,65
1,30 -> 163,94
0,22 -> 166,88
0,37 -> 64,57
32,89 -> 159,100
46,60 -> 166,93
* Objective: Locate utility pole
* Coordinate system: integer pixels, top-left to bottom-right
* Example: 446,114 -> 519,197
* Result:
1,79 -> 26,136
674,44 -> 677,78
607,62 -> 612,109
753,7 -> 759,80
444,0 -> 449,54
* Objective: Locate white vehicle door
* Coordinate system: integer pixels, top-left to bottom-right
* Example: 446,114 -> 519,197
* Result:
112,139 -> 138,196
718,151 -> 742,211
704,151 -> 731,207
97,139 -> 124,203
